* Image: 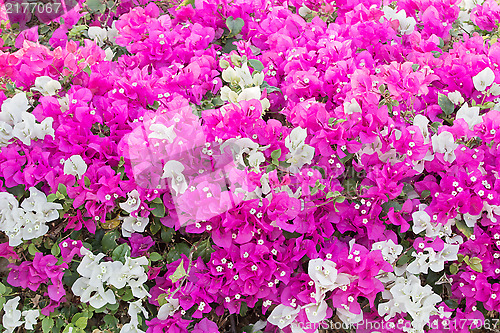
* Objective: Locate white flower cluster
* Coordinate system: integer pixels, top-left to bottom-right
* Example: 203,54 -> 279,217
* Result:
88,23 -> 118,61
0,188 -> 62,246
406,240 -> 460,275
381,7 -> 417,35
157,297 -> 180,320
63,155 -> 88,179
88,23 -> 118,46
120,300 -> 149,333
343,98 -> 362,115
120,190 -> 141,213
268,258 -> 352,331
121,215 -> 149,237
408,206 -> 462,274
0,92 -> 54,147
372,239 -> 403,264
161,160 -> 188,196
457,0 -> 484,33
220,56 -> 270,112
2,296 -> 39,333
32,76 -> 61,96
72,248 -> 150,310
412,205 -> 458,237
451,69 -> 500,126
378,275 -> 450,332
285,127 -> 315,173
431,131 -> 458,163
221,137 -> 270,172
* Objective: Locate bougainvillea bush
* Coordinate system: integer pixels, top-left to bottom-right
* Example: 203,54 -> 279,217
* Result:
1,0 -> 500,332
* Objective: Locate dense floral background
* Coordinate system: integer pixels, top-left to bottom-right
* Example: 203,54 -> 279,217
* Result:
1,0 -> 500,332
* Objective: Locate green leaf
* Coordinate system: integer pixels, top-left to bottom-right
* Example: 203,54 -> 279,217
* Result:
411,64 -> 420,72
152,197 -> 162,204
438,37 -> 445,48
266,164 -> 276,172
57,184 -> 67,196
240,302 -> 248,316
212,97 -> 224,106
51,242 -> 61,256
329,117 -> 347,126
335,196 -> 346,203
312,166 -> 326,178
39,25 -> 50,34
169,259 -> 187,283
222,38 -> 238,54
438,93 -> 454,115
430,121 -> 442,132
326,191 -> 340,199
0,282 -> 6,295
74,317 -> 87,329
62,324 -> 84,333
149,252 -> 162,262
381,201 -> 402,213
397,248 -> 415,266
431,50 -> 442,58
444,299 -> 459,309
28,243 -> 41,256
106,302 -> 119,312
150,202 -> 166,218
150,219 -> 162,235
339,152 -> 354,164
469,257 -> 483,273
166,243 -> 191,263
101,230 -> 119,252
248,59 -> 264,72
82,66 -> 92,76
193,238 -> 215,262
42,317 -> 54,333
149,101 -> 160,110
157,293 -> 170,306
219,59 -> 230,69
84,176 -> 91,188
420,190 -> 431,199
86,0 -> 106,12
103,314 -> 119,328
47,193 -> 57,202
271,149 -> 281,161
480,101 -> 495,109
310,186 -> 319,195
161,227 -> 174,243
226,16 -> 244,37
121,288 -> 134,302
261,81 -> 281,94
397,254 -> 411,266
112,243 -> 131,262
6,184 -> 25,200
456,219 -> 473,239
426,270 -> 441,285
449,263 -> 459,275
176,0 -> 195,9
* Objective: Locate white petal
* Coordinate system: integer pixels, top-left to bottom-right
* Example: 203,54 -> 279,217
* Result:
473,67 -> 495,91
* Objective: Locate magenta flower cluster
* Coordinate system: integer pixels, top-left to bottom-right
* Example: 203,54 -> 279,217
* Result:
1,0 -> 500,332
